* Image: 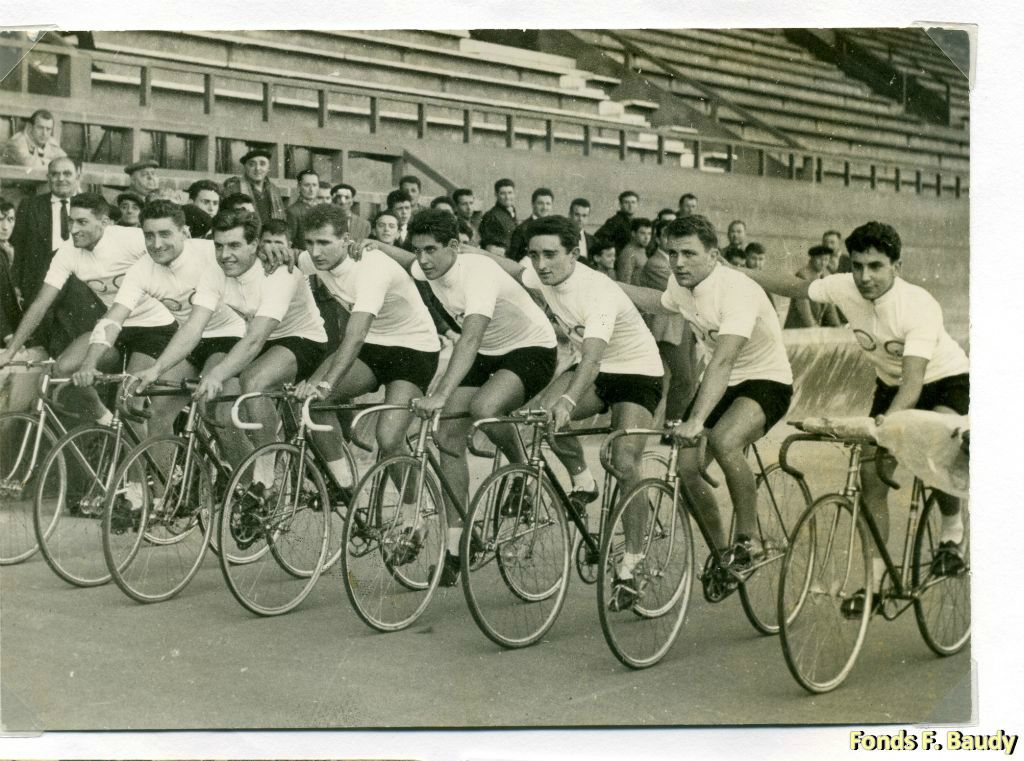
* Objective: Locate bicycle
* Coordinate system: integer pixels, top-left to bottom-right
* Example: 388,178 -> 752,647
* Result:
777,418 -> 970,693
597,430 -> 809,669
459,410 -> 670,650
217,389 -> 370,616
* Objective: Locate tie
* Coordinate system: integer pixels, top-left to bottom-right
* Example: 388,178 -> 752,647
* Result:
60,200 -> 70,241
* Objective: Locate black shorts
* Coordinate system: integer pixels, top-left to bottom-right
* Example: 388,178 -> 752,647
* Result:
262,336 -> 329,382
869,373 -> 970,417
459,345 -> 557,402
358,342 -> 440,393
114,322 -> 177,361
594,371 -> 664,417
186,336 -> 240,372
685,378 -> 794,434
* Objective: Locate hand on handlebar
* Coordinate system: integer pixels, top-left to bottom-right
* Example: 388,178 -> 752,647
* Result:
72,363 -> 100,387
132,365 -> 161,394
194,374 -> 224,402
550,397 -> 573,432
670,418 -> 705,446
412,393 -> 447,420
293,379 -> 328,401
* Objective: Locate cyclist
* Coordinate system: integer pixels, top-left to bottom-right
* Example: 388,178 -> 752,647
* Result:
290,204 -> 441,551
373,209 -> 558,586
0,193 -> 176,433
618,215 -> 794,594
488,215 -> 666,610
738,221 -> 969,612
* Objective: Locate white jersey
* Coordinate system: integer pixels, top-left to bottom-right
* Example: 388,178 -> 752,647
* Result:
411,253 -> 555,356
194,261 -> 327,343
661,263 -> 793,386
808,274 -> 969,386
522,261 -> 662,376
298,249 -> 438,352
114,240 -> 245,339
43,226 -> 172,328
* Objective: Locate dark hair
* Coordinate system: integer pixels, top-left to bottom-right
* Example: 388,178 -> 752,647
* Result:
531,187 -> 554,204
523,215 -> 579,253
663,214 -> 718,250
261,219 -> 290,241
630,217 -> 653,233
744,242 -> 766,256
387,189 -> 412,208
116,192 -> 145,208
823,229 -> 842,240
845,221 -> 901,262
223,192 -> 255,211
457,219 -> 474,240
653,217 -> 672,240
318,180 -> 332,189
182,204 -> 211,238
303,203 -> 348,238
430,195 -> 455,210
296,169 -> 319,183
29,108 -> 55,125
372,210 -> 398,228
407,208 -> 459,245
399,175 -> 421,190
657,207 -> 676,220
728,219 -> 745,230
452,188 -> 474,204
139,199 -> 185,228
0,198 -> 14,216
211,209 -> 260,244
618,190 -> 639,203
331,182 -> 356,198
808,244 -> 832,258
679,192 -> 698,205
592,236 -> 616,254
69,192 -> 111,220
569,197 -> 590,212
493,178 -> 515,193
187,179 -> 220,201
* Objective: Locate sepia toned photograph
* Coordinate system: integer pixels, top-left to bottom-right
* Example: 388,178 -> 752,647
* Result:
0,16 -> 972,737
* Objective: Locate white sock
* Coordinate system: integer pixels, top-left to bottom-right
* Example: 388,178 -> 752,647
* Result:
571,468 -> 596,492
619,551 -> 643,580
253,454 -> 275,488
97,409 -> 114,427
872,557 -> 886,588
447,527 -> 462,556
940,511 -> 965,545
327,458 -> 353,488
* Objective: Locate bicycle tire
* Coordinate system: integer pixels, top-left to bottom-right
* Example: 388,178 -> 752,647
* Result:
461,464 -> 571,649
34,424 -> 127,587
739,463 -> 811,635
0,412 -> 58,564
218,442 -> 331,616
913,492 -> 971,656
778,494 -> 873,693
597,478 -> 693,669
321,438 -> 360,571
102,434 -> 214,603
341,455 -> 447,632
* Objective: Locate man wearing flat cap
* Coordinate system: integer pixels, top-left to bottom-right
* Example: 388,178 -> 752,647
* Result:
222,147 -> 285,227
124,159 -> 160,199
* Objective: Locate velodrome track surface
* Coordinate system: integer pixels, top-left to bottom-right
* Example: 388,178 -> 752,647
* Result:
0,428 -> 970,731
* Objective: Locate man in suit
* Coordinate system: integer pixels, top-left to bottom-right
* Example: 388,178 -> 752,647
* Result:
10,156 -> 103,355
452,188 -> 481,244
568,197 -> 596,265
477,178 -> 517,255
285,168 -> 320,244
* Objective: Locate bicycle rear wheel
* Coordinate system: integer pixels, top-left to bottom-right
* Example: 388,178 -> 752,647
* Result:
913,493 -> 971,656
34,424 -> 126,586
778,494 -> 872,693
218,442 -> 331,616
597,478 -> 693,669
341,455 -> 446,632
0,412 -> 57,564
739,464 -> 810,635
103,435 -> 214,603
461,464 -> 571,649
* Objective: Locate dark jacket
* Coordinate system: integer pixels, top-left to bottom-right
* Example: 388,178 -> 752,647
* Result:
477,204 -> 517,252
223,176 -> 286,226
594,210 -> 634,252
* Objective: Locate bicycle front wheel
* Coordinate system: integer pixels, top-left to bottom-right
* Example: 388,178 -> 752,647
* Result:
461,465 -> 571,649
778,494 -> 872,693
739,463 -> 811,635
341,455 -> 447,632
103,435 -> 214,604
598,478 -> 693,669
35,424 -> 126,586
913,493 -> 971,656
0,412 -> 57,564
218,442 -> 331,616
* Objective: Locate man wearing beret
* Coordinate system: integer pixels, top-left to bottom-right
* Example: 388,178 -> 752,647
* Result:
124,159 -> 160,200
222,147 -> 285,227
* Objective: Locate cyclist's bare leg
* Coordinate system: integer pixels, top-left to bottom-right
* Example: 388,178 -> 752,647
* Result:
238,346 -> 298,487
309,359 -> 377,471
677,445 -> 726,552
705,397 -> 766,540
468,369 -> 528,465
201,352 -> 249,468
609,400 -> 655,555
54,333 -> 118,421
536,370 -> 591,477
433,387 -> 476,529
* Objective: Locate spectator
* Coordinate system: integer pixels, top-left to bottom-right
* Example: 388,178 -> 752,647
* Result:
656,208 -> 677,224
222,147 -> 285,226
721,220 -> 747,263
615,217 -> 653,283
187,179 -> 221,218
399,175 -> 424,212
430,196 -> 456,215
452,188 -> 480,244
744,241 -> 767,270
115,192 -> 145,228
590,238 -> 618,279
784,244 -> 842,329
124,159 -> 160,199
823,228 -> 850,273
371,210 -> 400,246
678,192 -> 698,216
182,204 -> 212,239
3,109 -> 66,167
507,187 -> 554,261
456,219 -> 474,245
316,180 -> 332,204
478,178 -> 517,255
386,189 -> 413,245
223,193 -> 257,215
285,168 -> 320,243
329,183 -> 371,243
568,197 -> 595,264
723,248 -> 747,267
594,190 -> 640,253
